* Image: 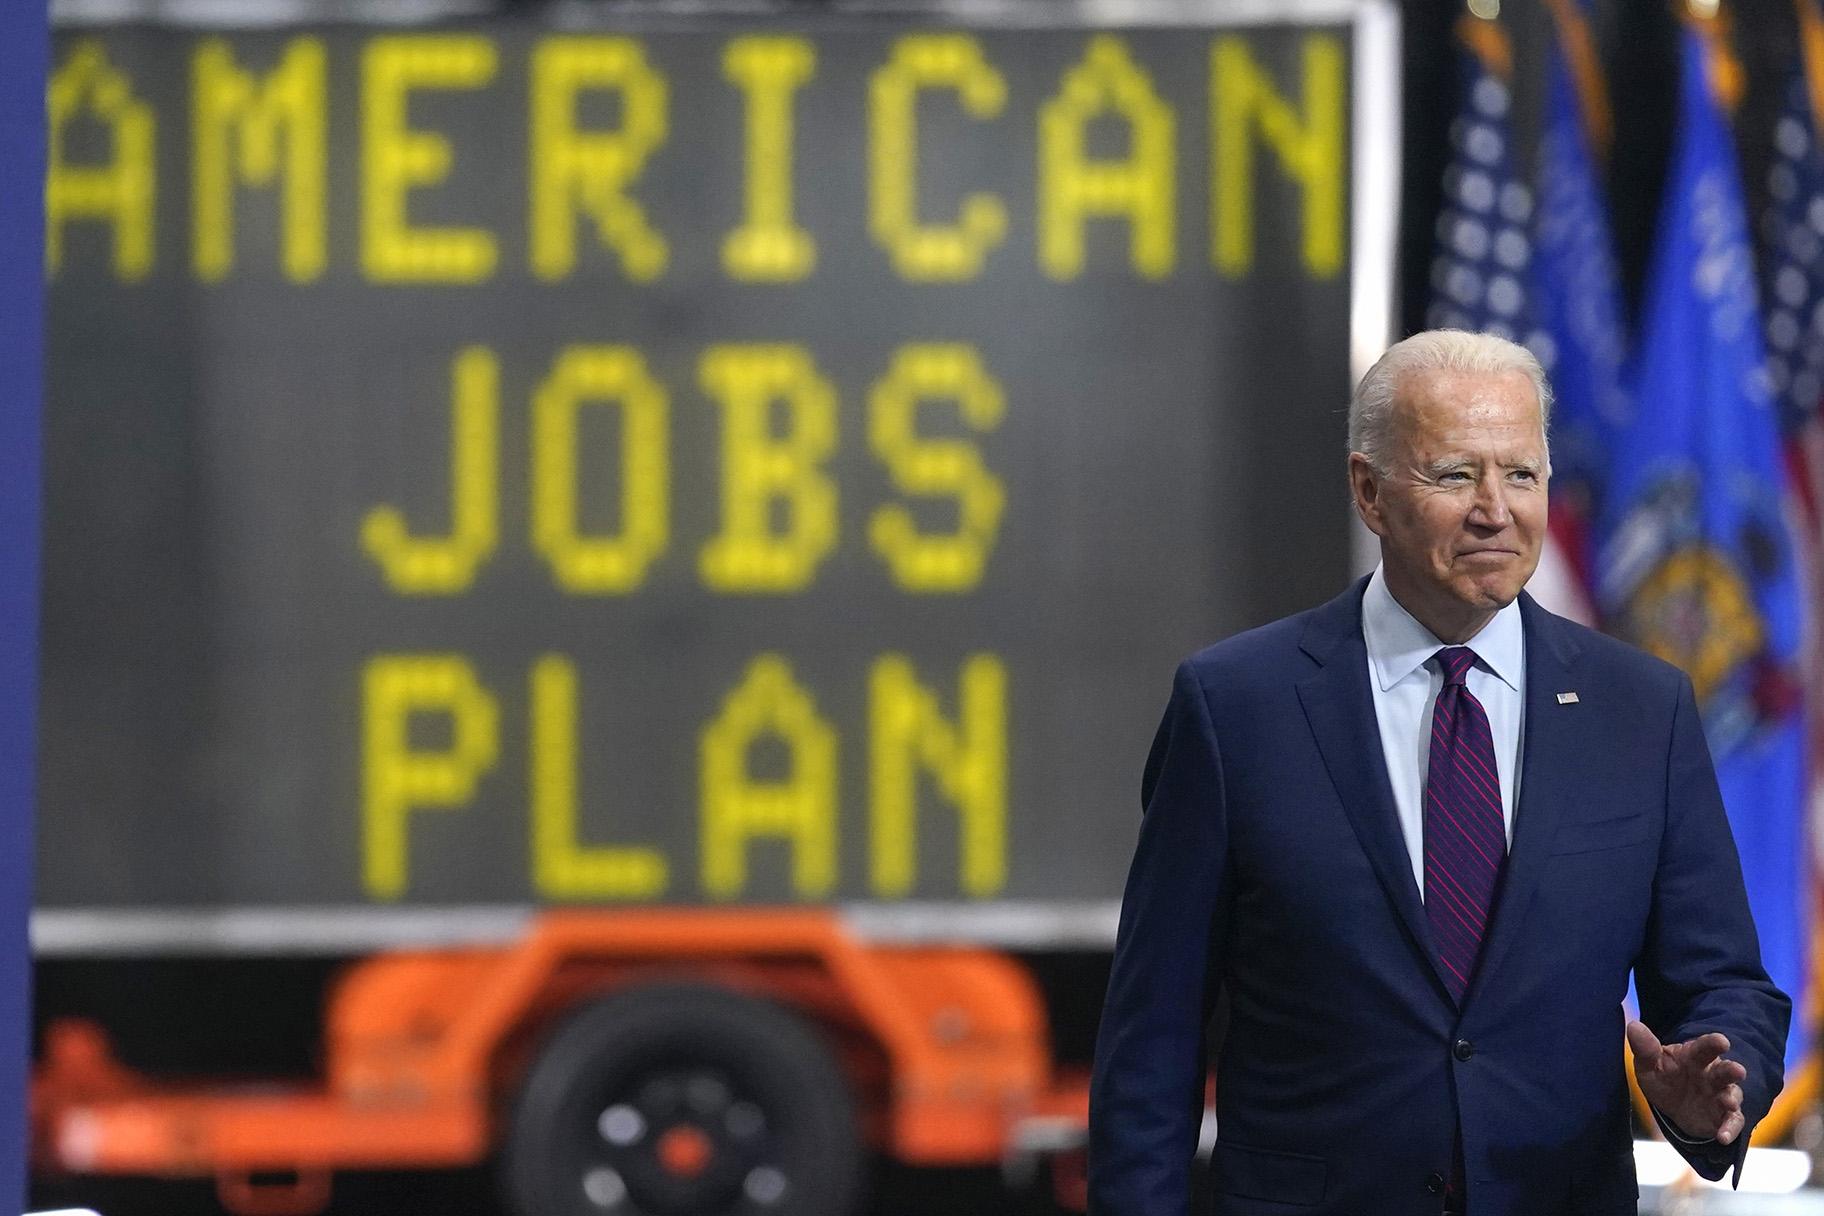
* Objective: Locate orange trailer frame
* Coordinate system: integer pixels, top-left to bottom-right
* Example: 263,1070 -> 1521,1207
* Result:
32,907 -> 1092,1215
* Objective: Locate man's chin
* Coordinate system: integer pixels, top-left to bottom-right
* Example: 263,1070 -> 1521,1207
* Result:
1451,575 -> 1526,611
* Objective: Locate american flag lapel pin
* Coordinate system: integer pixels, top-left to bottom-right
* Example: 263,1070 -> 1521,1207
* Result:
1556,692 -> 1580,705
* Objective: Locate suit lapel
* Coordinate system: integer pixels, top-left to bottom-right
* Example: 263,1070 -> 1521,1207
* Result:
1460,592 -> 1584,1009
1296,579 -> 1458,1005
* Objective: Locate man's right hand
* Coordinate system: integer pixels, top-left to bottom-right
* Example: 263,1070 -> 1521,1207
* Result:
1626,1020 -> 1747,1145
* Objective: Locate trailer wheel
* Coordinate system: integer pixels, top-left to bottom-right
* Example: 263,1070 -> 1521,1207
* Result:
501,982 -> 864,1216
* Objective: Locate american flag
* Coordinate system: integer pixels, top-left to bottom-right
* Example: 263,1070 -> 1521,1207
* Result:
1761,61 -> 1824,514
1424,16 -> 1592,621
1424,24 -> 1545,353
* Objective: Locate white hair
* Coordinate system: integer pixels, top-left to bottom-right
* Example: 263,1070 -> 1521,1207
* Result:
1349,329 -> 1553,475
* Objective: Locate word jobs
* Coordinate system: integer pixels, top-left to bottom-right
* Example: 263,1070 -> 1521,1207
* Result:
364,342 -> 1006,596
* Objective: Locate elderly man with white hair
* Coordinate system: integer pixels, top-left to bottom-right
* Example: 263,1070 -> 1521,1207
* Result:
1087,330 -> 1790,1216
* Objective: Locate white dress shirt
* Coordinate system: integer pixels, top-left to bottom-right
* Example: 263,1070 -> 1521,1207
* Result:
1361,564 -> 1526,899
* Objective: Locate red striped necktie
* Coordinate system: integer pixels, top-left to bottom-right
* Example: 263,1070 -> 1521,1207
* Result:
1424,645 -> 1508,1003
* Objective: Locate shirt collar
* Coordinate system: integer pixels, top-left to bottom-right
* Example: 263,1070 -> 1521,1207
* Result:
1361,563 -> 1524,693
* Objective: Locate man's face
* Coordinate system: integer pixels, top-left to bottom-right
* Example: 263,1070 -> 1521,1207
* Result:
1350,368 -> 1548,623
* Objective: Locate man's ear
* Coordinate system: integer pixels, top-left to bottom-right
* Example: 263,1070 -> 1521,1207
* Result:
1348,453 -> 1387,537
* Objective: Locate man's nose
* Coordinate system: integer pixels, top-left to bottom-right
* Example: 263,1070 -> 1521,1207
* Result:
1468,477 -> 1511,528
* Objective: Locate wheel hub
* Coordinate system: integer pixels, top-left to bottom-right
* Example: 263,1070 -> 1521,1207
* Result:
582,1067 -> 782,1212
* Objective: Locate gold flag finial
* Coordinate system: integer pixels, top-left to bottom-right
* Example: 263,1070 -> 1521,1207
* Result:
1796,0 -> 1824,132
1683,0 -> 1745,115
1541,0 -> 1615,160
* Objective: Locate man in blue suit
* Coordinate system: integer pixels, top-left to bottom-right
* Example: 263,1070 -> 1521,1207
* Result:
1088,330 -> 1791,1215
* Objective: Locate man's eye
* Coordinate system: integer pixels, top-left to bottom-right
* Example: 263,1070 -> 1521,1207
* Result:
1442,472 -> 1472,483
1510,470 -> 1538,483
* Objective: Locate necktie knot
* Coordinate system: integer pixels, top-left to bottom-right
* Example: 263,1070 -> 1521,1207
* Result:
1436,646 -> 1478,688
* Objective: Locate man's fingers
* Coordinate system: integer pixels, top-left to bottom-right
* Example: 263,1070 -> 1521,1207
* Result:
1718,1110 -> 1745,1146
1626,1020 -> 1664,1068
1684,1032 -> 1731,1070
1703,1056 -> 1747,1088
1719,1082 -> 1743,1112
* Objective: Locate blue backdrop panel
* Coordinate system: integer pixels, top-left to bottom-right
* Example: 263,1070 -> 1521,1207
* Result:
0,1 -> 46,1211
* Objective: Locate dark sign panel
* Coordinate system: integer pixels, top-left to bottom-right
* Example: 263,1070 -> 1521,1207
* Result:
38,8 -> 1373,922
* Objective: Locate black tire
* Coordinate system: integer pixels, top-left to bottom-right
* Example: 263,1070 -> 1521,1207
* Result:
500,982 -> 864,1216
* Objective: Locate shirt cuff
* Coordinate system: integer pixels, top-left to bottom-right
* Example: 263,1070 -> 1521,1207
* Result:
1654,1107 -> 1717,1147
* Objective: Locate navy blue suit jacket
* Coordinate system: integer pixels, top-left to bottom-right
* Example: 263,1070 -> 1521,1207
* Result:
1088,578 -> 1790,1216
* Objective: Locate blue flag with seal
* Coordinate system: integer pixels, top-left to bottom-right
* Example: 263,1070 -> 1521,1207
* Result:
1601,25 -> 1811,1113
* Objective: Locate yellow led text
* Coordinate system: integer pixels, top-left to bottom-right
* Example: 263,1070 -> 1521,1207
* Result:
361,35 -> 498,283
868,34 -> 1007,281
697,344 -> 840,594
870,653 -> 1006,897
361,346 -> 499,594
1211,34 -> 1343,277
722,36 -> 816,282
1038,35 -> 1176,280
360,651 -> 1011,899
700,655 -> 839,899
531,346 -> 671,594
867,343 -> 1005,591
47,40 -> 156,280
362,654 -> 500,899
530,37 -> 669,282
191,36 -> 327,282
531,654 -> 670,899
50,30 -> 1344,284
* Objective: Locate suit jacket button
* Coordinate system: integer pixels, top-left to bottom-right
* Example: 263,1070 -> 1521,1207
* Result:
1453,1038 -> 1475,1061
1425,1171 -> 1446,1194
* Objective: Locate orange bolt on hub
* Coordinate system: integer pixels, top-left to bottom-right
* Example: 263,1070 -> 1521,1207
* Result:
656,1124 -> 713,1176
